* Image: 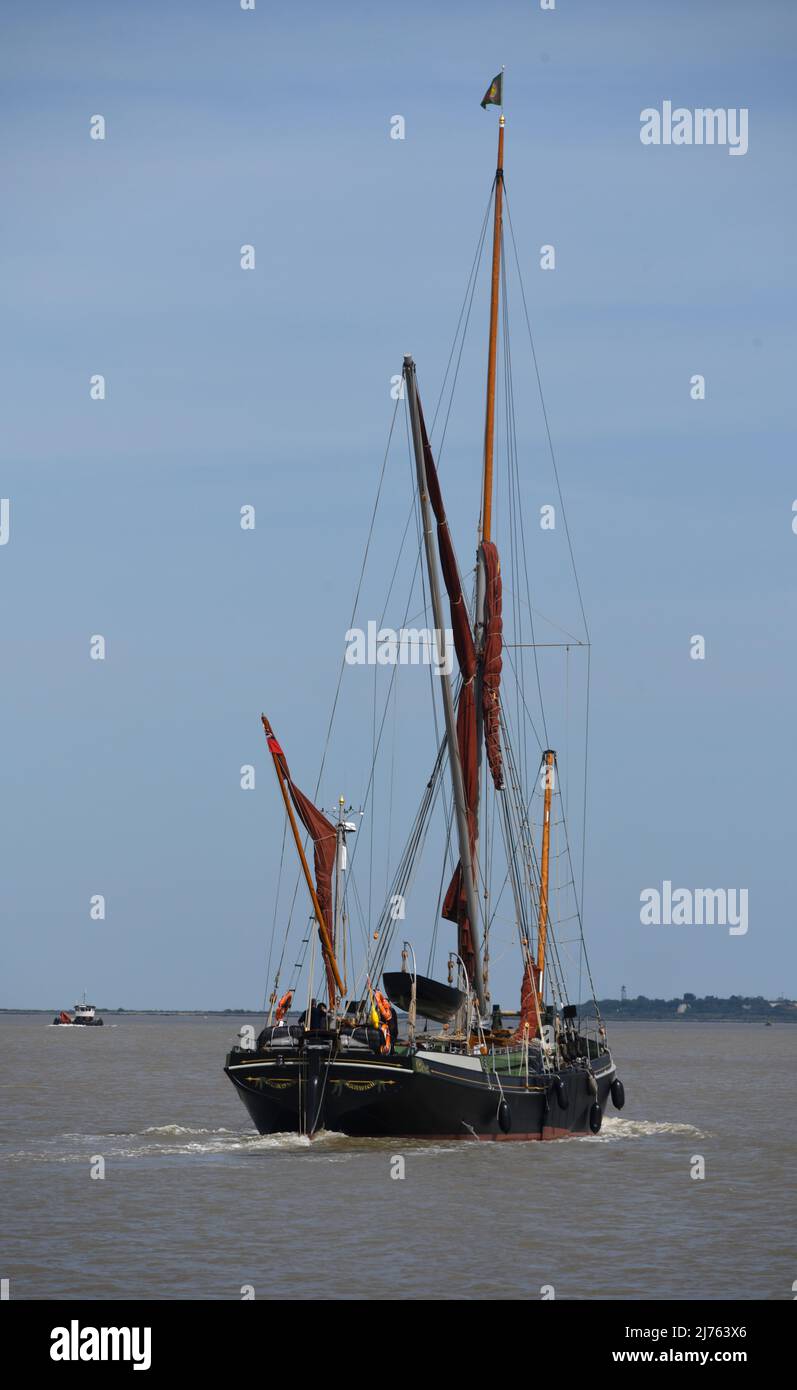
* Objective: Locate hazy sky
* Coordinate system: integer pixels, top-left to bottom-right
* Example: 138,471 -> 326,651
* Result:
1,0 -> 795,1009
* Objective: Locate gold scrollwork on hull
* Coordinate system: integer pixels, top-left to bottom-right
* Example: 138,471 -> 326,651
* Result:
330,1079 -> 397,1095
244,1077 -> 297,1089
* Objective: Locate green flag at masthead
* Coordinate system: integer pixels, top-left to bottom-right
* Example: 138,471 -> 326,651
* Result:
480,72 -> 503,110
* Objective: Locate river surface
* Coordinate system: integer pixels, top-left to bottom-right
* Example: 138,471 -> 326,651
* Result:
0,1015 -> 792,1300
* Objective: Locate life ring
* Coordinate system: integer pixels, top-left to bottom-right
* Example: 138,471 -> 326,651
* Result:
554,1078 -> 569,1110
498,1099 -> 512,1134
275,990 -> 293,1023
610,1078 -> 625,1111
589,1102 -> 602,1134
379,1023 -> 392,1055
374,990 -> 392,1022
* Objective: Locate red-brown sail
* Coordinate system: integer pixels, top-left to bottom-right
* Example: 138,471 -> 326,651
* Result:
263,723 -> 338,1004
516,958 -> 541,1039
417,404 -> 480,985
440,687 -> 479,984
419,403 -> 477,683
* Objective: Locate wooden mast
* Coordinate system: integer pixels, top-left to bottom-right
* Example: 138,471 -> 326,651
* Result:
536,750 -> 555,995
261,715 -> 344,1003
480,113 -> 504,545
333,795 -> 345,956
474,100 -> 505,998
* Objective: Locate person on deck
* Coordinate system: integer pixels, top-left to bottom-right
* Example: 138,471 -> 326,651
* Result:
298,999 -> 328,1031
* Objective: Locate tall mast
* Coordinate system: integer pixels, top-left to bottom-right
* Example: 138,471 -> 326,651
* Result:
474,107 -> 506,996
480,113 -> 504,546
536,750 -> 555,996
403,355 -> 487,1014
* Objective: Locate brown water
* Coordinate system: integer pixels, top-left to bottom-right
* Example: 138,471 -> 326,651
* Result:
0,1015 -> 793,1300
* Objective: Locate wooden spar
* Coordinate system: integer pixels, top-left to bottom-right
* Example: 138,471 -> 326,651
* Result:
260,715 -> 344,1002
480,114 -> 504,546
536,749 -> 555,994
333,795 -> 345,955
473,110 -> 506,994
403,356 -> 487,1015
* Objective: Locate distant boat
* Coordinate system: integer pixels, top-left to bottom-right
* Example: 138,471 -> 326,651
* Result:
52,993 -> 104,1027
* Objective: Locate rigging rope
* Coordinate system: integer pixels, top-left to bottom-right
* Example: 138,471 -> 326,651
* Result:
504,186 -> 593,928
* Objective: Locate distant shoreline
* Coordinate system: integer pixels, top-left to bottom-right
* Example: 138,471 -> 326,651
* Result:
0,1008 -> 265,1017
2,1005 -> 794,1023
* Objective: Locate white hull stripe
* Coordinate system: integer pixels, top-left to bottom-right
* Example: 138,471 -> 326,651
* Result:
229,1058 -> 616,1082
228,1059 -> 408,1075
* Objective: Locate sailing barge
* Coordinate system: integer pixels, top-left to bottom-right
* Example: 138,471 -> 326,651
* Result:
225,84 -> 624,1140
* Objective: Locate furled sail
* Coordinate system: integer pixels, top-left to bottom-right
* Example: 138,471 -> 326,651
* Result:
480,539 -> 503,790
417,404 -> 480,986
516,958 -> 541,1039
263,721 -> 338,1004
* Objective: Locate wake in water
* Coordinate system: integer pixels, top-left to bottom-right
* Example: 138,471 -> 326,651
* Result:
0,1117 -> 708,1165
141,1124 -> 235,1136
587,1117 -> 707,1142
1,1125 -> 354,1164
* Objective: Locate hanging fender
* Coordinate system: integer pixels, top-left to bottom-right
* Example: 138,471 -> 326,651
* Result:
610,1078 -> 625,1110
589,1102 -> 602,1134
554,1078 -> 569,1110
498,1098 -> 512,1134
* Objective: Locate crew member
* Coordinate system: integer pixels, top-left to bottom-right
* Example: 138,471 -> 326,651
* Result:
298,998 -> 328,1031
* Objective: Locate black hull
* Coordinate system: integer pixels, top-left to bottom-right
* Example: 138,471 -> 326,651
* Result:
225,1045 -> 617,1141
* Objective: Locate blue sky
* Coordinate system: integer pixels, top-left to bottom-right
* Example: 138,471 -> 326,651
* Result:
1,0 -> 795,1009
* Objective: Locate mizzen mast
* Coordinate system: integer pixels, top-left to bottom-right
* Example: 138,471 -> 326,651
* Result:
536,750 -> 555,997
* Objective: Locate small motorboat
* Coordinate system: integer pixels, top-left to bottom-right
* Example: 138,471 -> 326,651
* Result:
52,994 -> 104,1026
